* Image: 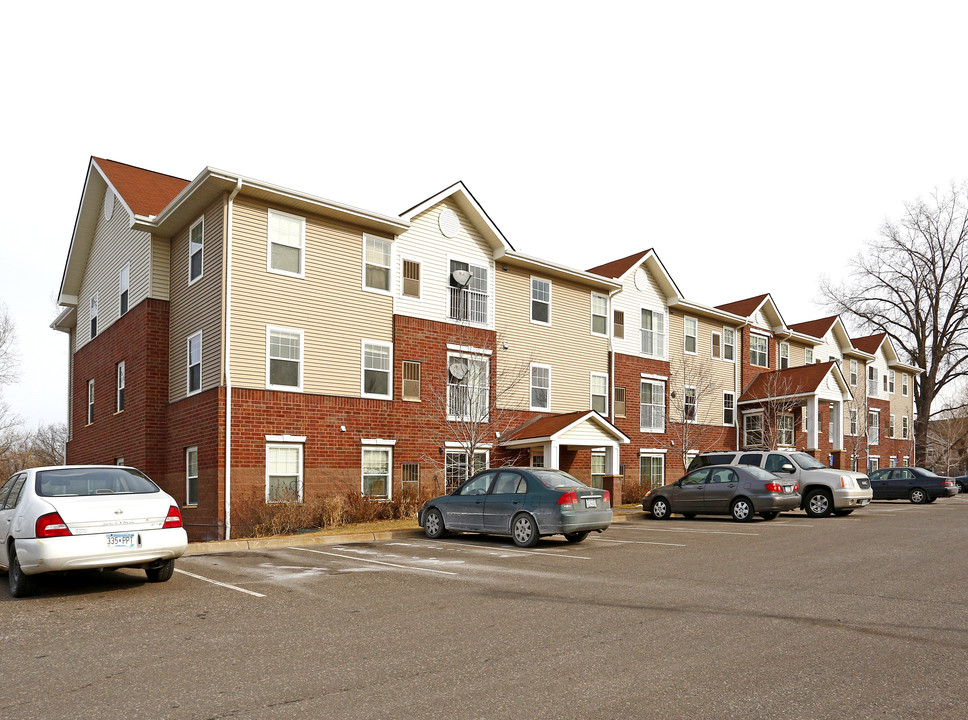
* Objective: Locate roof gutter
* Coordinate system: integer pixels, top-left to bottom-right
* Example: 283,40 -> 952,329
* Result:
224,178 -> 242,540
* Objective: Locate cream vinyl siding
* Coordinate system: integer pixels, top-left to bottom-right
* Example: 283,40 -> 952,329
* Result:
75,191 -> 152,350
611,264 -> 668,359
869,350 -> 890,398
889,369 -> 914,429
230,196 -> 393,396
815,331 -> 844,365
788,341 -> 810,367
495,266 -> 608,412
750,308 -> 771,331
394,199 -> 495,327
559,422 -> 615,446
150,236 -> 171,300
669,314 -> 737,425
169,197 -> 224,402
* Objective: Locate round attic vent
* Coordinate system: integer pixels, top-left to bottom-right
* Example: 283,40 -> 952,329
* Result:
439,208 -> 461,238
634,267 -> 648,291
104,187 -> 115,221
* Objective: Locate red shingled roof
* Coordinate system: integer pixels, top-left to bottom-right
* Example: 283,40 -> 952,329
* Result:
851,333 -> 886,355
93,157 -> 190,217
503,411 -> 597,442
788,315 -> 839,339
715,293 -> 769,317
587,249 -> 652,279
739,361 -> 838,402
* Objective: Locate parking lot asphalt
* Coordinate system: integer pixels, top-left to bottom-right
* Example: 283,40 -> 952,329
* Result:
3,496 -> 967,720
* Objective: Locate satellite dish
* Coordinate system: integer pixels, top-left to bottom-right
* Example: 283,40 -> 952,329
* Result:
448,363 -> 467,380
451,269 -> 472,288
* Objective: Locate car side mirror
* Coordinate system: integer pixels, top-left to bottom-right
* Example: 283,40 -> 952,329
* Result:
781,464 -> 795,473
676,479 -> 683,486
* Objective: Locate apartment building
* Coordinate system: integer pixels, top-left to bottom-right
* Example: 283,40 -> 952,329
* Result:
51,158 -> 919,541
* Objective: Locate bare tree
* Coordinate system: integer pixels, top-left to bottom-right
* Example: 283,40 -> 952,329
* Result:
662,353 -> 726,470
925,384 -> 968,475
820,183 -> 968,463
29,422 -> 68,467
755,373 -> 802,450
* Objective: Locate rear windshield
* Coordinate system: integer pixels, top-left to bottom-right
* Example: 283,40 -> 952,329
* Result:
918,468 -> 941,478
746,466 -> 780,481
790,453 -> 827,470
36,467 -> 161,497
688,454 -> 736,471
530,470 -> 587,490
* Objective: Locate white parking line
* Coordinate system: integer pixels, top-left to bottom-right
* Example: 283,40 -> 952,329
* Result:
291,547 -> 458,575
174,568 -> 267,597
612,526 -> 759,536
591,537 -> 686,547
412,539 -> 591,559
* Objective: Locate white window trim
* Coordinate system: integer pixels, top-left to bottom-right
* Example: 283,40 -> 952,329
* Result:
399,255 -> 421,300
116,360 -> 125,413
446,352 -> 490,422
590,372 -> 608,416
902,415 -> 909,439
90,292 -> 99,338
266,325 -> 304,392
684,384 -> 697,423
119,263 -> 130,315
868,410 -> 880,445
187,331 -> 202,397
805,347 -> 813,364
590,292 -> 608,337
267,208 -> 306,279
530,276 -> 552,326
362,233 -> 394,296
361,443 -> 393,501
778,412 -> 795,447
188,215 -> 204,285
683,316 -> 698,355
743,411 -> 764,447
445,343 -> 492,356
361,340 -> 393,400
530,362 -> 552,411
888,370 -> 896,394
640,308 -> 667,359
779,342 -> 790,369
902,373 -> 909,396
446,255 -> 492,328
87,379 -> 94,425
850,408 -> 858,436
640,372 -> 669,381
265,442 -> 304,503
722,326 -> 736,362
640,379 -> 666,433
711,331 -> 722,360
723,391 -> 735,426
186,446 -> 199,506
850,359 -> 858,386
889,413 -> 896,438
749,332 -> 769,368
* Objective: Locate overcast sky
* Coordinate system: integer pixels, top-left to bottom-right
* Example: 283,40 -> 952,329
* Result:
2,1 -> 966,428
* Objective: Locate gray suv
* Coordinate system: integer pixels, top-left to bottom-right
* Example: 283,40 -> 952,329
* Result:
688,451 -> 872,517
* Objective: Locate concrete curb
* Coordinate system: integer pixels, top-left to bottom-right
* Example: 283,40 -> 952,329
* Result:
184,512 -> 632,556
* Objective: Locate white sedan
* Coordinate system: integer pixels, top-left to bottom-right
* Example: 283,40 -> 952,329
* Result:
0,465 -> 188,598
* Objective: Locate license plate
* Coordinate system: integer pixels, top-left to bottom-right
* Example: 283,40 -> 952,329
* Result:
585,498 -> 598,508
107,533 -> 135,548
783,486 -> 793,493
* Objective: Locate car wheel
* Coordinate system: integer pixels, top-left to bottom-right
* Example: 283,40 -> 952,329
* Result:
759,511 -> 779,520
909,488 -> 928,504
650,497 -> 671,520
564,531 -> 589,543
958,481 -> 967,494
145,559 -> 175,583
832,509 -> 854,516
8,545 -> 35,599
423,508 -> 447,539
511,514 -> 539,548
730,498 -> 753,522
804,490 -> 833,518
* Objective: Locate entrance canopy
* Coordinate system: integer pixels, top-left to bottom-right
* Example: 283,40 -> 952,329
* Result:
501,410 -> 629,473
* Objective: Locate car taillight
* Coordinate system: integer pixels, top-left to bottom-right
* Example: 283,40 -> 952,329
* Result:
557,491 -> 578,505
602,490 -> 611,504
162,505 -> 183,529
942,481 -> 954,487
794,482 -> 799,492
764,482 -> 782,493
36,512 -> 72,538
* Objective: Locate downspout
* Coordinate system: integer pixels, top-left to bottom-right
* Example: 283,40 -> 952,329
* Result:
224,179 -> 242,539
735,320 -> 748,450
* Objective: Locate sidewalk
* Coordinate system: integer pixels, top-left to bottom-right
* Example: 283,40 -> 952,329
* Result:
184,508 -> 638,556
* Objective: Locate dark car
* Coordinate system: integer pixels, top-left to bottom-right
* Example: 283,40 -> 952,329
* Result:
417,468 -> 612,547
868,467 -> 959,503
644,464 -> 801,522
954,475 -> 968,494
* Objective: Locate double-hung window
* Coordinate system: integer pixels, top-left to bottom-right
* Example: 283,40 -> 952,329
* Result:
868,411 -> 879,445
889,414 -> 896,438
444,450 -> 488,493
362,446 -> 391,500
449,260 -> 489,324
723,392 -> 735,425
364,234 -> 392,292
531,278 -> 551,324
712,331 -> 722,360
778,414 -> 794,446
640,455 -> 664,492
116,361 -> 125,412
590,373 -> 608,415
267,327 -> 302,391
87,379 -> 94,425
684,317 -> 698,354
530,364 -> 551,411
591,293 -> 608,336
850,409 -> 858,435
266,443 -> 303,503
448,354 -> 489,421
868,366 -> 879,397
888,370 -> 895,394
189,217 -> 204,283
723,328 -> 735,361
90,293 -> 98,339
186,446 -> 199,506
641,309 -> 665,357
362,341 -> 392,399
744,414 -> 763,447
850,359 -> 858,386
779,343 -> 790,369
684,386 -> 697,421
902,374 -> 909,396
805,347 -> 814,364
902,416 -> 909,439
268,210 -> 305,277
640,380 -> 665,431
187,332 -> 202,395
590,454 -> 605,489
750,334 -> 768,367
119,264 -> 130,315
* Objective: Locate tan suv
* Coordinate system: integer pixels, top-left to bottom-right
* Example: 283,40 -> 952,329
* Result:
688,451 -> 872,517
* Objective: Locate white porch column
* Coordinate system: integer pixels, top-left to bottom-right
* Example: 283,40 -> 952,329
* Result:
831,400 -> 843,451
605,443 -> 620,475
807,396 -> 819,450
545,441 -> 559,469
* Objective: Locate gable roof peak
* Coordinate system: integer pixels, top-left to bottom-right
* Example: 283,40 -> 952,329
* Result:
586,249 -> 652,279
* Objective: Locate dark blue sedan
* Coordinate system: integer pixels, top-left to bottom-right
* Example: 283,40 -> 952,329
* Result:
418,468 -> 612,547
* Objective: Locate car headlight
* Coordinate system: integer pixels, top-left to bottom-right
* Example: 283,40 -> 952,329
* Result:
840,475 -> 855,489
